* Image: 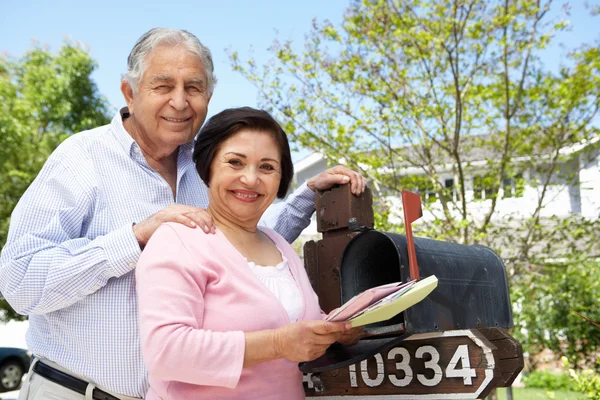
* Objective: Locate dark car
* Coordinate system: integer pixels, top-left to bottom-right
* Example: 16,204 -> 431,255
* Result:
0,347 -> 31,392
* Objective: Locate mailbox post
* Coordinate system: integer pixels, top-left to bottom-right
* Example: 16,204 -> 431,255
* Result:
302,185 -> 524,399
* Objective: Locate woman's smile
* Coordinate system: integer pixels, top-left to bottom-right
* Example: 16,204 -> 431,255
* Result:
230,189 -> 261,203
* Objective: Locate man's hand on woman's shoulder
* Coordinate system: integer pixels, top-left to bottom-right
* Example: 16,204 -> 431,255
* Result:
133,205 -> 215,247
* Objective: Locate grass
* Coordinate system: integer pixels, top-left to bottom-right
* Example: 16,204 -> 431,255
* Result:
495,387 -> 582,400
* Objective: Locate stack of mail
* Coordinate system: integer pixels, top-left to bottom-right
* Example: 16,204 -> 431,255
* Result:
326,275 -> 438,327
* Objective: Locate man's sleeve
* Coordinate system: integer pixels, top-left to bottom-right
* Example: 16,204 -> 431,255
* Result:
0,156 -> 141,316
259,182 -> 315,243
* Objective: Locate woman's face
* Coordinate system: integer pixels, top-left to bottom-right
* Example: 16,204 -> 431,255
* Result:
207,129 -> 282,226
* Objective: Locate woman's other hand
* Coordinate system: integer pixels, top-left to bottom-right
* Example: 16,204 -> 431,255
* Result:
273,320 -> 349,363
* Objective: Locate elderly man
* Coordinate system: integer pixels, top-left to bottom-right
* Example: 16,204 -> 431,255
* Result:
0,28 -> 366,400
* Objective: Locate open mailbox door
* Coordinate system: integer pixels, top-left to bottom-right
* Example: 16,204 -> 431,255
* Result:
301,185 -> 522,398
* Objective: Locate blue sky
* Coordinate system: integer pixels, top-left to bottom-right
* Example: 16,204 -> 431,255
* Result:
1,0 -> 598,160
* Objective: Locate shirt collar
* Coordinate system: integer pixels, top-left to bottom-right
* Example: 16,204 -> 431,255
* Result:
110,107 -> 137,158
178,140 -> 195,171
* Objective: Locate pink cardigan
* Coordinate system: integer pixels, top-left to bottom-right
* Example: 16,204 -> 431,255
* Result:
136,222 -> 322,400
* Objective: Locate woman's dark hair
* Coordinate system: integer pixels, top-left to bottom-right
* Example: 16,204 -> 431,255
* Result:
193,107 -> 294,198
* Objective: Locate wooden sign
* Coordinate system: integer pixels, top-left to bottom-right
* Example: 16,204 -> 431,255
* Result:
304,328 -> 522,399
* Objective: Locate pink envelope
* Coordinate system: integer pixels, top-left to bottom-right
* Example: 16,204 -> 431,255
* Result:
326,280 -> 416,322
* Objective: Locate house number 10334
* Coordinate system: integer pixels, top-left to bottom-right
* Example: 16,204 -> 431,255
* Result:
348,345 -> 477,388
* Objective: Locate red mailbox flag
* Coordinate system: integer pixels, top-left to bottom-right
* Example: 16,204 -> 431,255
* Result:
401,190 -> 423,281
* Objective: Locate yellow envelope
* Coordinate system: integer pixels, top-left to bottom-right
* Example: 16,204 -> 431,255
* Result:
348,275 -> 438,327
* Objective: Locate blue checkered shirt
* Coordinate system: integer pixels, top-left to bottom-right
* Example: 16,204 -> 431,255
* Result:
0,109 -> 315,397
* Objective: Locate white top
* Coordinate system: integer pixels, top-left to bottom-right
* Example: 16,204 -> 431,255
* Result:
247,254 -> 304,322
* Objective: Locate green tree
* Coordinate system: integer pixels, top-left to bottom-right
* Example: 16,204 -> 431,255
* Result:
0,42 -> 111,322
231,0 -> 600,368
515,260 -> 600,369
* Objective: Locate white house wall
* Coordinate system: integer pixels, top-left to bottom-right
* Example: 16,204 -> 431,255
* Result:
580,147 -> 600,218
291,151 -> 599,240
292,154 -> 328,190
385,184 -> 583,226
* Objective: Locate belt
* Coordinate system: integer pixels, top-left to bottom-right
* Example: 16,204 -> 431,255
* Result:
33,361 -> 121,400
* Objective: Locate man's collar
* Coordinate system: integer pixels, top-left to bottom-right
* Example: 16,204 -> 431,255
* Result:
110,107 -> 137,157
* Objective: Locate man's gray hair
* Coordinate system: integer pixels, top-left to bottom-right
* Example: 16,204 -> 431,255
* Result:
124,28 -> 217,96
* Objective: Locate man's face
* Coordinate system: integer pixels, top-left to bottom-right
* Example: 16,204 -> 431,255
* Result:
123,45 -> 211,152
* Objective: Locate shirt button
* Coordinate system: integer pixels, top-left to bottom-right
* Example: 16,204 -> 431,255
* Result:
129,262 -> 136,268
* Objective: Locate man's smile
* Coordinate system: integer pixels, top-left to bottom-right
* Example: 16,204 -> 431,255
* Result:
162,116 -> 191,123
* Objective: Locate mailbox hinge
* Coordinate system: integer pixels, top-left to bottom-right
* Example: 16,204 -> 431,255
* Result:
348,217 -> 370,233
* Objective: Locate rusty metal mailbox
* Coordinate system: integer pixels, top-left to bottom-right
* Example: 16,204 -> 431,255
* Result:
301,185 -> 523,399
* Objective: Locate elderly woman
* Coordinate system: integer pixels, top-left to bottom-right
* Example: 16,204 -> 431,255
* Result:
136,107 -> 357,400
